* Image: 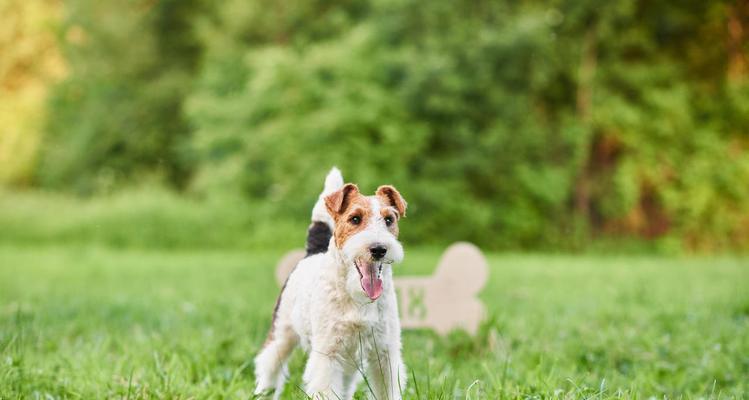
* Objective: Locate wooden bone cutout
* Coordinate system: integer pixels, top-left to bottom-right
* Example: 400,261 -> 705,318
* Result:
274,242 -> 489,335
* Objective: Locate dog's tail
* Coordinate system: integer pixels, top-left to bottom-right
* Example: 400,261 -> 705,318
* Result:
306,167 -> 343,256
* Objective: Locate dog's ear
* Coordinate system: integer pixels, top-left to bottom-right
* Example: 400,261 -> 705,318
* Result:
376,185 -> 407,218
325,183 -> 359,217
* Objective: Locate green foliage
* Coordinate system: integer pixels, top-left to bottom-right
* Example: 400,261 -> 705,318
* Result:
0,0 -> 64,186
187,1 -> 581,248
575,0 -> 749,251
186,0 -> 749,250
30,0 -> 749,250
38,0 -> 205,192
2,245 -> 747,397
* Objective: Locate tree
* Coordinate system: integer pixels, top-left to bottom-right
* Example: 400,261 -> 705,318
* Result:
38,0 -> 205,192
0,0 -> 64,186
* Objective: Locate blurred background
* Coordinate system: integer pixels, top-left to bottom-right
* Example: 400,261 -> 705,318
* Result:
2,0 -> 749,253
3,2 -> 749,398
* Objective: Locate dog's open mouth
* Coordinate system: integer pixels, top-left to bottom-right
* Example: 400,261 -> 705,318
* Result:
354,259 -> 384,300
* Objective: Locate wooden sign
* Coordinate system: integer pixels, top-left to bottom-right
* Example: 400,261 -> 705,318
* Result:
274,242 -> 489,335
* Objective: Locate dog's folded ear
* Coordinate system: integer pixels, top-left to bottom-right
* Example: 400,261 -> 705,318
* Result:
376,185 -> 407,218
325,183 -> 359,217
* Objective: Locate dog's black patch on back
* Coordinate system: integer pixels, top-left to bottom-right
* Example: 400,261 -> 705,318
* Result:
305,221 -> 332,257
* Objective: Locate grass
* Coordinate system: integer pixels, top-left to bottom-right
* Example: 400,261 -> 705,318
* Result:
1,244 -> 747,399
0,188 -> 306,250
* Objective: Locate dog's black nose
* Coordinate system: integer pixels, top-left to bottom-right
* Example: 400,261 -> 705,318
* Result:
369,245 -> 387,261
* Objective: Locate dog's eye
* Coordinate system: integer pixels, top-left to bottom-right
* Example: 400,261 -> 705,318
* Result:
350,215 -> 362,225
384,216 -> 394,226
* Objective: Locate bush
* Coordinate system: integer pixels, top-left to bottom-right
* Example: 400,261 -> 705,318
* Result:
38,0 -> 205,193
28,0 -> 749,251
186,0 -> 749,250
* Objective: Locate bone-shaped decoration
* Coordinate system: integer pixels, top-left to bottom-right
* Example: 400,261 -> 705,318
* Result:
274,242 -> 489,335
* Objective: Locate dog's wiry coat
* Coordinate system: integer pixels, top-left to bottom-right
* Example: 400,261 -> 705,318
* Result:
254,168 -> 408,400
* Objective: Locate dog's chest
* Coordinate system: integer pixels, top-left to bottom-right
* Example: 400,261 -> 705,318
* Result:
333,299 -> 383,332
337,307 -> 388,357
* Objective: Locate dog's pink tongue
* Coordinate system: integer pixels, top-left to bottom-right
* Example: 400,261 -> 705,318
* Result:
359,262 -> 383,300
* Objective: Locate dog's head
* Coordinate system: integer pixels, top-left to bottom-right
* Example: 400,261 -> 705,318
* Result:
325,183 -> 407,301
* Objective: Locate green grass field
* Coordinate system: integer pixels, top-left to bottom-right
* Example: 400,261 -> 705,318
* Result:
1,245 -> 747,399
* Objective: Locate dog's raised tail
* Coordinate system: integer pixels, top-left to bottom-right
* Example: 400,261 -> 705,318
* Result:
323,166 -> 343,194
306,167 -> 342,256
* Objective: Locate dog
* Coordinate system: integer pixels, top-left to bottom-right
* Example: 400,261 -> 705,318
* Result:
254,167 -> 408,400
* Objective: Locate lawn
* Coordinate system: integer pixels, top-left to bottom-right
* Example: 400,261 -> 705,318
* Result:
1,245 -> 747,399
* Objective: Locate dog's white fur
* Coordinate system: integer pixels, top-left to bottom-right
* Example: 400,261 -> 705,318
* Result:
310,167 -> 344,228
254,168 -> 407,400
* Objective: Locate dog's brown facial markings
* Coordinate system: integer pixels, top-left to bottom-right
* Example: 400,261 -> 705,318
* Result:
376,185 -> 407,217
325,183 -> 371,247
334,202 -> 371,247
325,183 -> 408,248
376,185 -> 407,237
380,207 -> 399,237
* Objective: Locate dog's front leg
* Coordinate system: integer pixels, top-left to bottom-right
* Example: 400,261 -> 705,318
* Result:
366,343 -> 406,400
303,352 -> 346,399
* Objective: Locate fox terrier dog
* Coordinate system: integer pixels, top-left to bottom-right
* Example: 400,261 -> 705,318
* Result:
254,167 -> 408,400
